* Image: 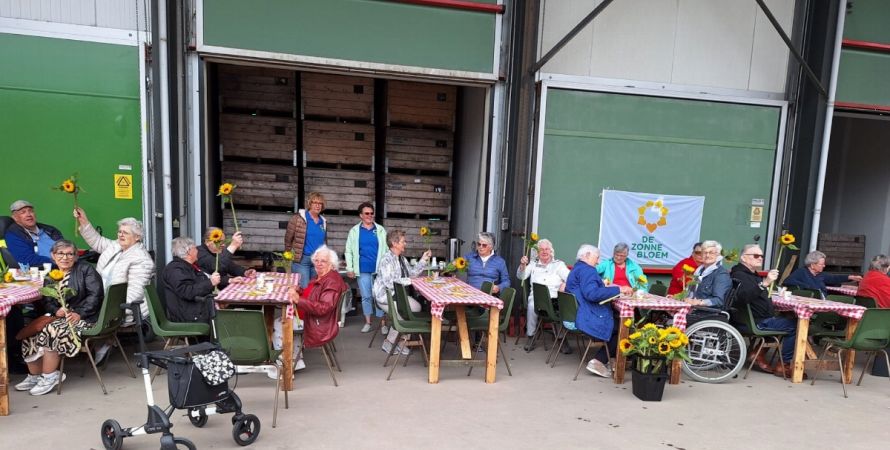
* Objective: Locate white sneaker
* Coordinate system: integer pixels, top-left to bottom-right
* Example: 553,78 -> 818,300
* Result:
586,359 -> 612,378
15,374 -> 41,391
382,340 -> 410,356
294,358 -> 306,372
30,372 -> 66,396
265,366 -> 279,380
380,325 -> 390,335
94,342 -> 112,365
360,323 -> 373,333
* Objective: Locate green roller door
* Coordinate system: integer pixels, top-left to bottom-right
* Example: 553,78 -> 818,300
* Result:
0,33 -> 142,249
836,0 -> 890,109
537,89 -> 781,264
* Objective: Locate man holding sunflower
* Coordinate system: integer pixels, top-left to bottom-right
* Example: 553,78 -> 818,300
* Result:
4,200 -> 64,267
196,227 -> 256,289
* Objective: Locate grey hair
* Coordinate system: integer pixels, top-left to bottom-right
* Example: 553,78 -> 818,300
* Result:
387,230 -> 406,248
741,244 -> 761,255
51,239 -> 77,254
701,240 -> 722,254
805,250 -> 826,266
203,226 -> 223,241
478,232 -> 496,249
537,238 -> 553,250
613,242 -> 629,254
576,244 -> 599,261
869,254 -> 890,272
118,217 -> 145,241
311,245 -> 339,268
171,237 -> 196,259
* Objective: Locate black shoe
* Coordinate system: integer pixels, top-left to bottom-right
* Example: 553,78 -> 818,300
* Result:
560,345 -> 573,355
523,338 -> 536,352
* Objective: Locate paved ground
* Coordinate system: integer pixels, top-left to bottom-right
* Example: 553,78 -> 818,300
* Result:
4,317 -> 890,450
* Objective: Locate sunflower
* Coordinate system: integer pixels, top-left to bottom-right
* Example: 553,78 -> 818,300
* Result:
420,226 -> 430,237
629,331 -> 642,340
3,272 -> 13,283
530,232 -> 539,242
647,336 -> 657,345
643,323 -> 657,330
454,257 -> 467,270
780,233 -> 795,245
61,179 -> 76,193
638,274 -> 648,284
682,264 -> 695,273
282,250 -> 294,261
619,339 -> 633,353
208,229 -> 224,242
679,334 -> 689,345
658,342 -> 671,354
48,269 -> 65,281
623,318 -> 633,328
218,183 -> 234,196
669,339 -> 682,348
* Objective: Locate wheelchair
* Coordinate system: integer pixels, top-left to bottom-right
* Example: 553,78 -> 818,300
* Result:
680,280 -> 748,384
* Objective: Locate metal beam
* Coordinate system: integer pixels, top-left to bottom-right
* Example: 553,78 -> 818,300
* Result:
528,0 -> 616,75
755,0 -> 828,98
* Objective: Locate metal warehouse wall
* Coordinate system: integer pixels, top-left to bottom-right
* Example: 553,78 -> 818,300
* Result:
0,0 -> 141,30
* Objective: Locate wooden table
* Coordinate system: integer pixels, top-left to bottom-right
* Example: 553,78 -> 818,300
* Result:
771,294 -> 866,383
611,294 -> 692,385
0,281 -> 42,416
411,276 -> 504,384
215,272 -> 300,391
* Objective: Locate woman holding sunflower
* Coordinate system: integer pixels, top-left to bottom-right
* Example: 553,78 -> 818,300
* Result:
516,238 -> 569,350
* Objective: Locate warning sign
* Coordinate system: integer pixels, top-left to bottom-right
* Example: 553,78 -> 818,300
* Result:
750,206 -> 763,222
114,174 -> 133,199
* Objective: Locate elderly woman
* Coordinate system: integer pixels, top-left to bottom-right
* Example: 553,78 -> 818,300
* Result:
597,242 -> 645,289
566,244 -> 634,378
683,240 -> 732,308
15,240 -> 104,396
465,232 -> 510,295
783,250 -> 862,297
372,230 -> 431,355
517,238 -> 569,350
285,192 -> 328,289
668,242 -> 703,295
857,254 -> 890,308
344,202 -> 387,333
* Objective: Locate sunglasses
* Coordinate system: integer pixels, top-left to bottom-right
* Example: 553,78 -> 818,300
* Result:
361,211 -> 375,216
693,251 -> 703,255
744,254 -> 764,259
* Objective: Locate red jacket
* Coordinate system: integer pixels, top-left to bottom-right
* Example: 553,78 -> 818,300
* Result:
668,256 -> 699,295
296,270 -> 346,348
857,270 -> 890,308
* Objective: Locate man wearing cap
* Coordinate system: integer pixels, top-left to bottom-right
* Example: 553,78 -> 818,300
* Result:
4,200 -> 64,266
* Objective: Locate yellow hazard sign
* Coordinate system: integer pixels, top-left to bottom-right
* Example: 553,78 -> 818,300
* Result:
114,174 -> 133,199
750,206 -> 763,222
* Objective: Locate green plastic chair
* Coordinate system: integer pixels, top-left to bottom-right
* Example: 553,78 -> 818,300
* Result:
385,290 -> 432,380
789,288 -> 818,298
826,294 -> 856,304
144,284 -> 211,349
648,281 -> 668,297
855,296 -> 878,309
59,283 -> 136,395
809,295 -> 856,341
548,291 -> 585,369
394,283 -> 431,322
480,281 -> 494,295
527,283 -> 561,352
568,291 -> 612,381
466,287 -> 516,377
214,309 -> 286,427
811,309 -> 890,397
741,304 -> 790,380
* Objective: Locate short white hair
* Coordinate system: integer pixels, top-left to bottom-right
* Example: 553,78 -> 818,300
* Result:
537,238 -> 553,250
118,217 -> 145,241
171,237 -> 196,259
576,244 -> 599,261
701,240 -> 722,254
311,245 -> 339,268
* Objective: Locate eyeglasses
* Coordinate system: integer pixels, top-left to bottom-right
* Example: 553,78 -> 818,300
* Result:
702,250 -> 719,255
361,211 -> 374,216
744,254 -> 764,259
54,252 -> 76,258
310,201 -> 324,206
477,243 -> 491,248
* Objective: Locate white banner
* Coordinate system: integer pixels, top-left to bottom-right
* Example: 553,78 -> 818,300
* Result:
598,190 -> 705,266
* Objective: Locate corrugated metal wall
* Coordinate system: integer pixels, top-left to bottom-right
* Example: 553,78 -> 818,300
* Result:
0,0 -> 142,30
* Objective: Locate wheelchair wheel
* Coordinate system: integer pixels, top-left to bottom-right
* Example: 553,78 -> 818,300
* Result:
100,419 -> 124,450
681,320 -> 746,383
188,407 -> 208,428
233,414 -> 261,446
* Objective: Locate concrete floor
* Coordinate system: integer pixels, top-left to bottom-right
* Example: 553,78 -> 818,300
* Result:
4,317 -> 890,450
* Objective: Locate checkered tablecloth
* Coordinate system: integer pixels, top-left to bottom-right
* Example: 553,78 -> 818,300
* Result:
0,282 -> 42,317
771,294 -> 866,320
612,294 -> 693,331
215,272 -> 301,318
826,285 -> 858,296
412,276 -> 503,320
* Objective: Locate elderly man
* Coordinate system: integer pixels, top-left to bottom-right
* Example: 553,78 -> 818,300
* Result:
567,244 -> 633,378
783,250 -> 862,297
668,242 -> 703,295
4,200 -> 63,266
161,237 -> 221,324
517,238 -> 569,351
596,242 -> 645,289
684,240 -> 732,308
731,244 -> 797,376
196,228 -> 256,289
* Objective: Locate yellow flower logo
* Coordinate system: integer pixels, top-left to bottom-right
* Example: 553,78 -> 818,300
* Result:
48,269 -> 65,281
420,226 -> 430,237
780,233 -> 795,245
637,199 -> 668,234
454,257 -> 467,270
218,183 -> 234,196
61,179 -> 76,193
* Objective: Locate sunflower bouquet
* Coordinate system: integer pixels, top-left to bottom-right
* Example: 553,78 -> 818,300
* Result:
770,232 -> 799,293
441,257 -> 468,276
218,182 -> 239,233
619,319 -> 690,374
53,174 -> 84,236
38,269 -> 81,350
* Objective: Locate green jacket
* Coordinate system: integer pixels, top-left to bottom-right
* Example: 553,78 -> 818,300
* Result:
344,222 -> 387,274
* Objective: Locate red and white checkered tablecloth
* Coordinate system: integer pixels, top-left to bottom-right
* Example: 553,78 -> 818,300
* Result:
412,276 -> 503,320
771,294 -> 866,320
612,294 -> 693,331
0,282 -> 42,317
826,285 -> 858,296
215,272 -> 301,319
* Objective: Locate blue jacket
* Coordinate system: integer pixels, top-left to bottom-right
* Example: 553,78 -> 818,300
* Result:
783,267 -> 848,296
4,222 -> 63,267
567,260 -> 620,341
691,264 -> 732,308
465,252 -> 510,292
596,257 -> 646,288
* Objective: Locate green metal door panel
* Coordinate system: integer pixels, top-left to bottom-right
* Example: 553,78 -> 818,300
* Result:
843,0 -> 890,43
0,33 -> 142,250
836,49 -> 890,107
538,89 -> 780,264
202,0 -> 497,74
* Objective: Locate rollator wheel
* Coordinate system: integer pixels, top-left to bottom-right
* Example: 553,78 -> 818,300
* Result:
173,437 -> 197,449
232,414 -> 261,446
187,407 -> 208,428
100,419 -> 124,450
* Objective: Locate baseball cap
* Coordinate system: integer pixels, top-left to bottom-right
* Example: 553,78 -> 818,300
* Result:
10,200 -> 33,212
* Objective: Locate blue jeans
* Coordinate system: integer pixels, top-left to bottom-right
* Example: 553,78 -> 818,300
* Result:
292,257 -> 316,289
359,272 -> 382,318
757,316 -> 797,363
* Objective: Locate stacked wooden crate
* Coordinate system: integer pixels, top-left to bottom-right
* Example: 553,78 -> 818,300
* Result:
817,233 -> 866,273
384,81 -> 456,259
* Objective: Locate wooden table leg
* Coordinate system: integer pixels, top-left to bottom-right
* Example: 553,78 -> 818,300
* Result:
485,307 -> 500,384
263,307 -> 275,344
454,305 -> 471,359
613,318 -> 629,384
0,317 -> 9,416
669,359 -> 681,384
429,316 -> 442,384
842,318 -> 860,384
791,317 -> 810,383
281,310 -> 294,391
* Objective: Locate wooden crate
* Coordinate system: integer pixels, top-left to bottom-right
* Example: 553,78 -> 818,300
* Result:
301,72 -> 374,122
220,113 -> 297,161
222,210 -> 292,253
385,127 -> 453,173
818,233 -> 866,270
303,168 -> 375,213
220,161 -> 298,208
303,121 -> 375,167
382,218 -> 450,260
323,215 -> 357,257
384,173 -> 451,218
219,65 -> 295,113
387,80 -> 457,130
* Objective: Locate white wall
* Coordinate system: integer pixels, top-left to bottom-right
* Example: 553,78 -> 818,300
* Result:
539,0 -> 795,94
0,0 -> 141,30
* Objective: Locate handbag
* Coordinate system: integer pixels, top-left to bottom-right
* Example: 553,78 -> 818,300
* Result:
15,314 -> 56,340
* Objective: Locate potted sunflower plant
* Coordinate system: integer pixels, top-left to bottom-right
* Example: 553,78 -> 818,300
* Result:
619,319 -> 690,401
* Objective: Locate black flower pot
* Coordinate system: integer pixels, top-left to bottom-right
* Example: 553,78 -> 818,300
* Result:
631,368 -> 668,401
